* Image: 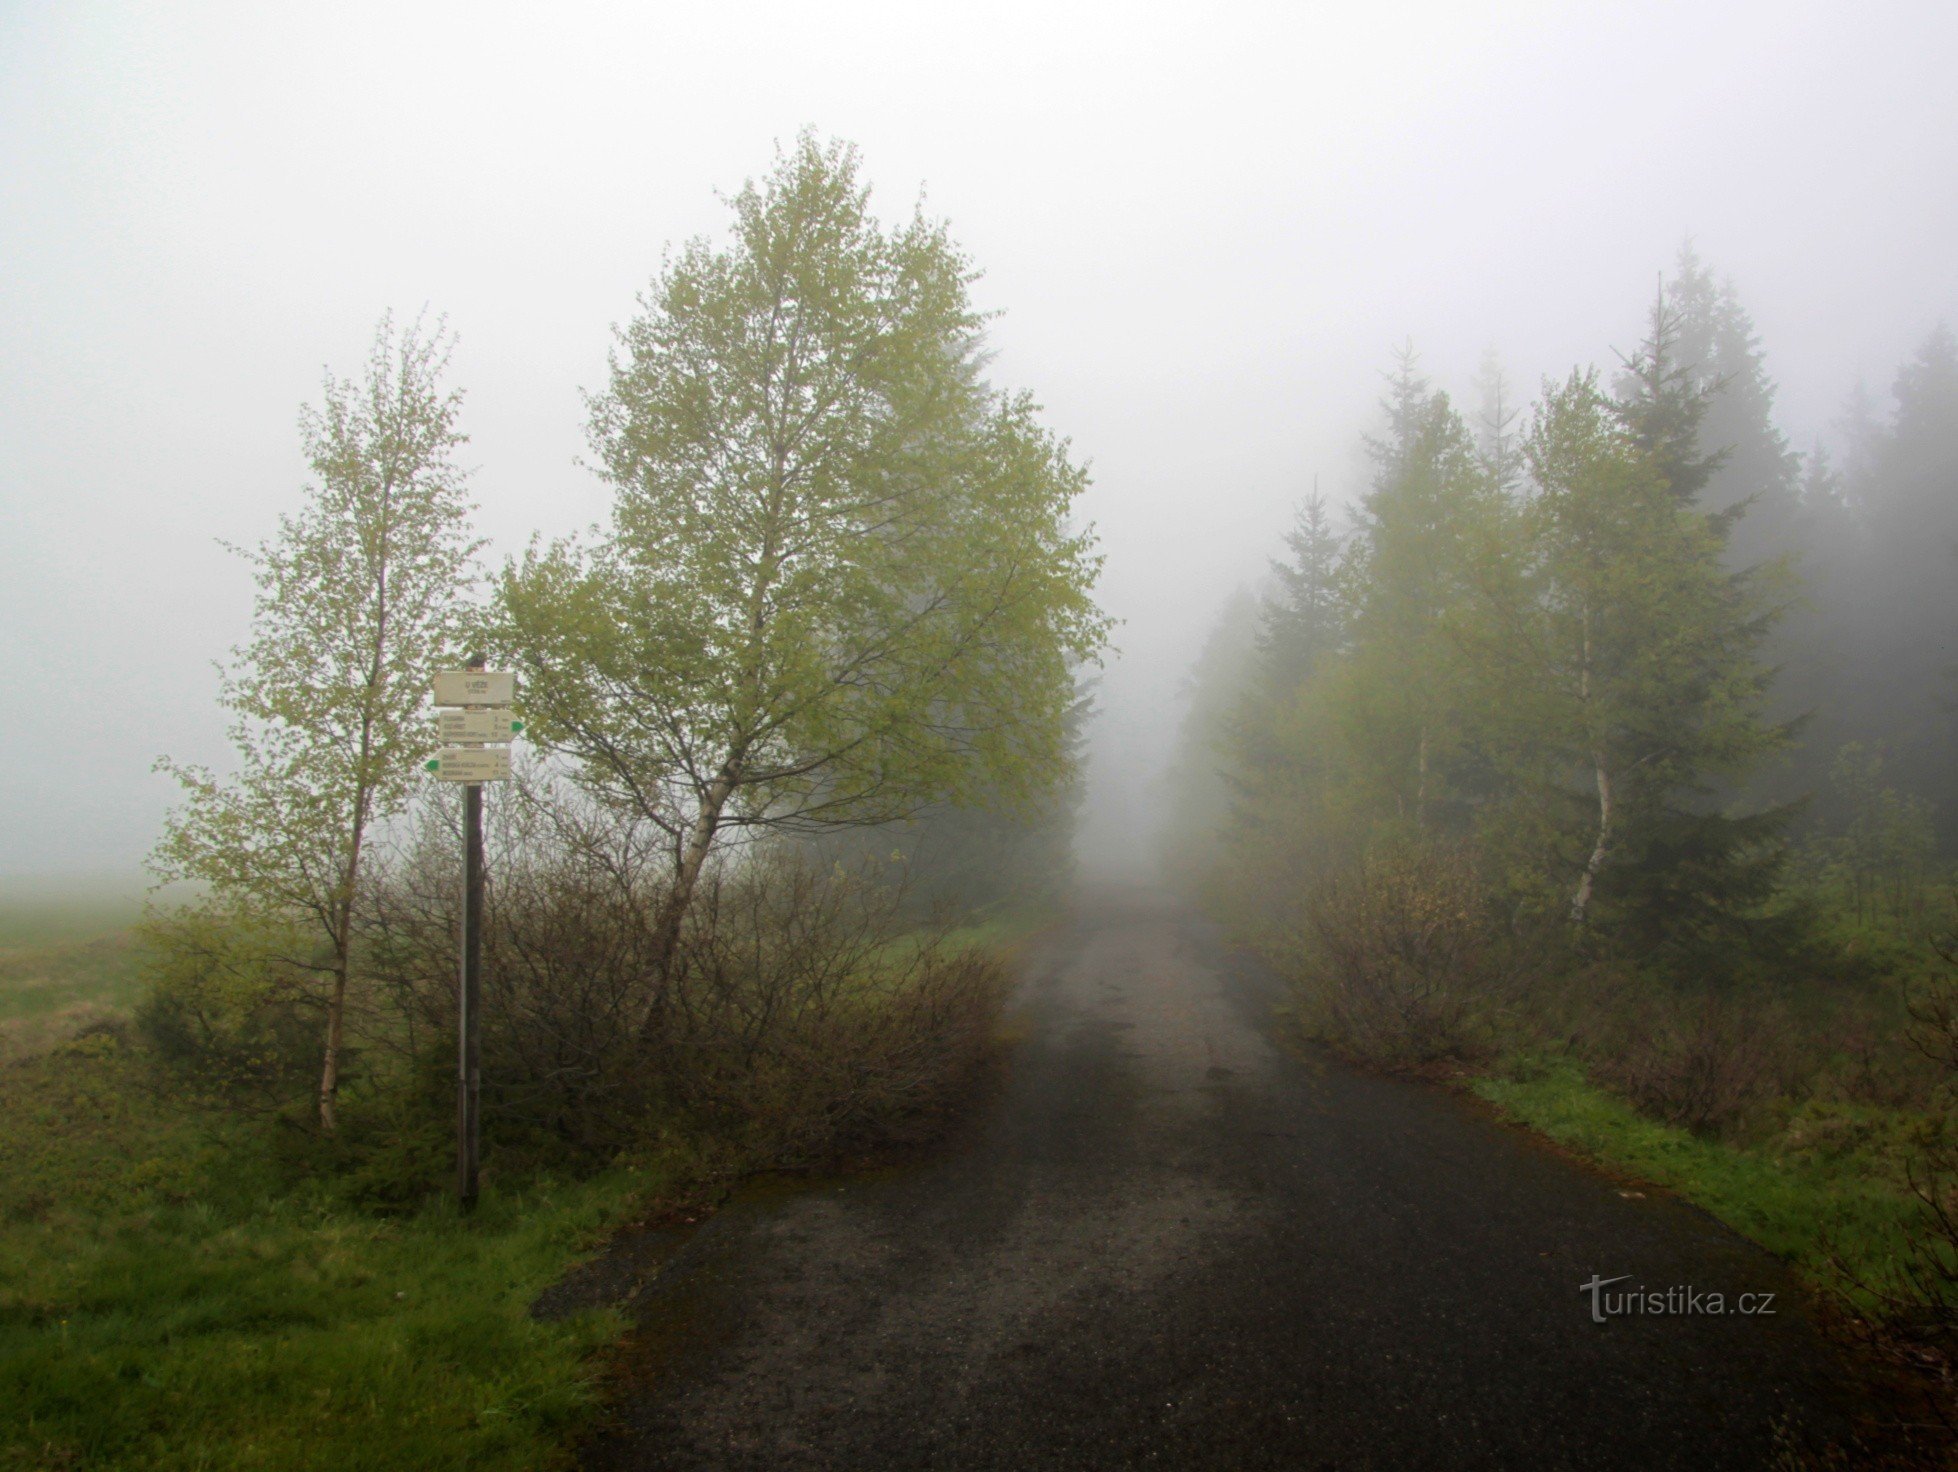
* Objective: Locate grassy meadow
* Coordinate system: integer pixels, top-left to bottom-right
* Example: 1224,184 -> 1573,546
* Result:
0,883 -> 148,1061
0,881 -> 669,1471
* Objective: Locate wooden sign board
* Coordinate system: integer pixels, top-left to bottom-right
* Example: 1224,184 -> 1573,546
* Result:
426,747 -> 512,783
433,671 -> 516,707
436,709 -> 523,744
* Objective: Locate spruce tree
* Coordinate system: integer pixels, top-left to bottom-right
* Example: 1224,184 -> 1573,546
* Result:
1498,370 -> 1789,950
1343,353 -> 1491,835
1256,487 -> 1345,693
1664,246 -> 1804,573
1856,327 -> 1958,848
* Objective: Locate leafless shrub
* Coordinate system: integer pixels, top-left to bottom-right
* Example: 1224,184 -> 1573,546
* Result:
1597,992 -> 1789,1137
667,860 -> 1006,1163
352,777 -> 670,1150
358,778 -> 1007,1168
1298,842 -> 1517,1066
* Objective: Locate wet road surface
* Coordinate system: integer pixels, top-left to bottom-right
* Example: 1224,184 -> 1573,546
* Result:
573,891 -> 1866,1470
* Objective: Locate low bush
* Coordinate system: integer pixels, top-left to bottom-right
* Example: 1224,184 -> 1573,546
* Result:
1294,842 -> 1523,1066
133,901 -> 327,1112
1835,913 -> 1958,1388
668,862 -> 1005,1162
1594,991 -> 1789,1137
136,780 -> 1014,1204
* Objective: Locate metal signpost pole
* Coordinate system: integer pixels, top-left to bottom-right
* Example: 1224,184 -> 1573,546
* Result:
459,770 -> 484,1211
426,661 -> 518,1214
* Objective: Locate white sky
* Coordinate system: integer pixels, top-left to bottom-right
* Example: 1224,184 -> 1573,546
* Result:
3,0 -> 1955,882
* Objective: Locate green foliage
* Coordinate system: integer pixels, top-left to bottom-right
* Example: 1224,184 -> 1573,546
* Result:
1337,354 -> 1496,836
0,870 -> 1024,1468
1492,367 -> 1790,942
1801,744 -> 1940,933
1256,490 -> 1345,691
134,900 -> 325,1103
501,135 -> 1105,852
0,1032 -> 655,1472
1201,335 -> 1790,964
153,315 -> 480,928
150,314 -> 482,1130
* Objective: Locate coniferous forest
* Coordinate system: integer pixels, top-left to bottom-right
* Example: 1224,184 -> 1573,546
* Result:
1166,247 -> 1958,1406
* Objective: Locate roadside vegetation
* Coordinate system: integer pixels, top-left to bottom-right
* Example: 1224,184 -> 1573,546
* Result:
1,133 -> 1101,1470
1169,252 -> 1958,1450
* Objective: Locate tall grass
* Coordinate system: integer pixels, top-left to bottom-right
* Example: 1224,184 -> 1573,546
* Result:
1472,1054 -> 1925,1300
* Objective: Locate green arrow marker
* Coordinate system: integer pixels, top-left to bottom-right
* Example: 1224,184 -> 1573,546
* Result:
425,758 -> 440,772
511,720 -> 525,734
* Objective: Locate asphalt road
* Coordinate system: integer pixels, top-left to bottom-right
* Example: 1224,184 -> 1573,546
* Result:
570,891 -> 1868,1470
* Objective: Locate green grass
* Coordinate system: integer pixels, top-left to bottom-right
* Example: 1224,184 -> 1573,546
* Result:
0,876 -> 152,948
0,934 -> 144,1020
861,906 -> 1058,978
0,888 -> 150,1060
1472,1053 -> 1925,1299
951,906 -> 1060,950
0,1033 -> 665,1471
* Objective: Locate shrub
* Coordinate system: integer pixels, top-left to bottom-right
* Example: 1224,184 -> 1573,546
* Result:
133,900 -> 327,1111
667,861 -> 1006,1162
1295,842 -> 1518,1066
1856,905 -> 1958,1361
1814,899 -> 1958,1448
139,775 -> 1013,1200
1593,991 -> 1788,1137
361,791 -> 674,1165
358,783 -> 1009,1177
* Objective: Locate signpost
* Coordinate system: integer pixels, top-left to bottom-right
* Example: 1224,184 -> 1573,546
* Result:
436,709 -> 524,744
428,659 -> 517,1212
425,747 -> 513,783
432,670 -> 516,707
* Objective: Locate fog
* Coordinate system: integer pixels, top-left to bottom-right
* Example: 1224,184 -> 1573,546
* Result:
3,0 -> 1954,884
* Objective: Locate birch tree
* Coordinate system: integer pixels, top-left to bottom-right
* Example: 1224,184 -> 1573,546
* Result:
1499,370 -> 1782,930
498,135 -> 1106,990
153,315 -> 480,1132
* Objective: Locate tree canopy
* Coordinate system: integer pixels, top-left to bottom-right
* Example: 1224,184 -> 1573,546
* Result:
499,134 -> 1107,969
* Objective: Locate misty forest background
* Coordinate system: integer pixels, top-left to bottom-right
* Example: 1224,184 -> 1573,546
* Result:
1163,242 -> 1958,1356
1172,247 -> 1958,938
